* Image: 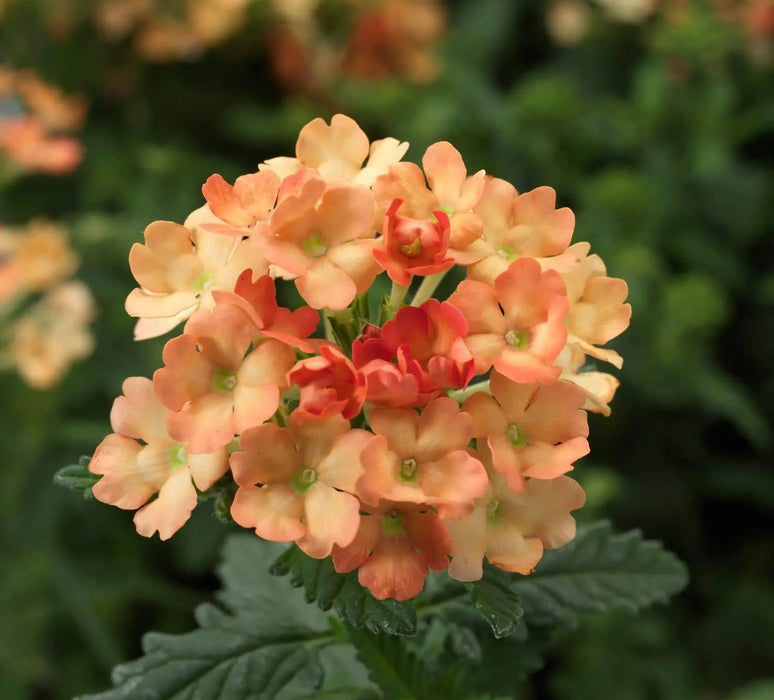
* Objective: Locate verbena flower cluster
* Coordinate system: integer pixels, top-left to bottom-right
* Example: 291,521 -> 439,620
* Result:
89,114 -> 631,601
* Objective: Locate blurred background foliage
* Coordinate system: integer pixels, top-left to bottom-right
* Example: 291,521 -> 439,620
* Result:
0,0 -> 772,697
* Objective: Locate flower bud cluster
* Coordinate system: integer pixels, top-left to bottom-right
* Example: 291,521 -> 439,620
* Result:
90,114 -> 631,600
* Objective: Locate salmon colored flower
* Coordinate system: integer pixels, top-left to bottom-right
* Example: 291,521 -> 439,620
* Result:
287,344 -> 366,421
463,371 -> 589,492
153,305 -> 295,453
373,198 -> 453,285
373,140 -> 487,263
89,376 -> 229,540
467,181 -> 576,285
261,114 -> 409,187
10,281 -> 95,388
448,258 -> 568,384
357,397 -> 488,510
257,173 -> 380,310
332,502 -> 453,601
125,206 -> 269,339
556,343 -> 621,416
230,415 -> 371,558
446,446 -> 585,581
211,270 -> 319,352
201,169 -> 281,231
352,300 -> 475,407
562,246 -> 631,369
0,117 -> 83,175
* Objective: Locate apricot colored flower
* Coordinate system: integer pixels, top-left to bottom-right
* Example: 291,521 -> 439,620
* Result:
446,448 -> 585,581
153,305 -> 295,453
448,258 -> 568,384
257,174 -> 380,310
467,181 -> 576,285
556,343 -> 620,416
352,300 -> 475,407
463,371 -> 589,492
89,376 -> 229,540
211,270 -> 319,351
373,140 -> 487,263
373,198 -> 453,285
201,169 -> 280,231
125,206 -> 269,339
10,281 -> 95,388
562,246 -> 632,369
261,114 -> 409,187
288,344 -> 366,421
357,397 -> 488,510
0,117 -> 82,175
230,415 -> 371,558
332,501 -> 452,601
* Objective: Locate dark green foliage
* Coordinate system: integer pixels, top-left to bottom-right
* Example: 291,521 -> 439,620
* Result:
270,546 -> 417,637
466,565 -> 524,638
53,456 -> 99,499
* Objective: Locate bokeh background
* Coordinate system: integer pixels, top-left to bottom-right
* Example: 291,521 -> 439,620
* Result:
0,0 -> 772,698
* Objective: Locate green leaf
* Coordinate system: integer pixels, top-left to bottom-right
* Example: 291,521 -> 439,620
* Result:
515,521 -> 689,626
466,564 -> 524,638
270,546 -> 417,637
53,456 -> 99,499
347,628 -> 467,700
77,535 -> 334,699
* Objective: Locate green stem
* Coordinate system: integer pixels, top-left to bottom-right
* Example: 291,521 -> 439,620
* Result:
448,379 -> 491,403
411,270 -> 449,306
389,281 -> 409,310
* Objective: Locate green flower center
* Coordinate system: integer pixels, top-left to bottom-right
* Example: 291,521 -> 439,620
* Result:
212,366 -> 237,393
399,457 -> 418,484
382,510 -> 405,535
505,329 -> 529,349
291,467 -> 318,495
496,245 -> 517,261
302,233 -> 328,258
193,270 -> 214,292
399,238 -> 423,258
167,444 -> 187,470
487,499 -> 503,524
506,423 -> 529,449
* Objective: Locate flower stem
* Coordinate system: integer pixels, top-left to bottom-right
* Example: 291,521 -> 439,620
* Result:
411,270 -> 449,306
448,379 -> 491,403
389,281 -> 409,309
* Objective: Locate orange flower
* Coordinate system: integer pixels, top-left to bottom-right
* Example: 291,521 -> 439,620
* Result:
0,117 -> 82,175
261,114 -> 408,187
467,181 -> 576,285
230,415 -> 371,558
211,270 -> 319,351
287,344 -> 367,421
373,198 -> 453,285
562,245 -> 631,369
153,305 -> 295,453
125,207 -> 269,339
356,397 -> 488,510
352,300 -> 474,407
201,170 -> 281,231
332,502 -> 452,601
89,377 -> 229,540
449,258 -> 568,384
373,141 -> 487,263
446,446 -> 585,582
463,371 -> 589,492
256,173 -> 380,310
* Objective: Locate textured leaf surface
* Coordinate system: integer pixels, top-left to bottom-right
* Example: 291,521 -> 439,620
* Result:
270,546 -> 417,637
467,564 -> 524,638
53,455 -> 98,499
77,536 -> 333,699
516,520 -> 689,626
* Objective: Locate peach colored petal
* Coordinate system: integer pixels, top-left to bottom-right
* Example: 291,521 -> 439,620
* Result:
415,397 -> 474,461
462,392 -> 509,438
292,414 -> 351,469
231,424 -> 300,485
298,484 -> 361,558
417,450 -> 488,505
332,513 -> 382,573
296,114 -> 370,179
357,435 -> 402,506
519,437 -> 589,480
232,383 -> 280,435
133,468 -> 197,541
125,289 -> 200,319
494,348 -> 562,385
447,279 -> 505,335
295,257 -> 357,310
368,407 -> 418,459
187,449 -> 230,491
517,381 -> 589,443
447,504 -> 488,582
153,335 -> 214,411
486,523 -> 544,575
109,377 -> 168,442
326,239 -> 381,292
133,312 -> 194,341
317,185 -> 375,244
90,434 -> 154,510
316,429 -> 371,492
166,393 -> 235,454
422,141 -> 467,207
358,536 -> 429,601
231,484 -> 305,541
